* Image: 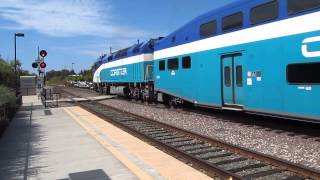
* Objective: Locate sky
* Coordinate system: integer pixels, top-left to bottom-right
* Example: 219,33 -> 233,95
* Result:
0,0 -> 236,73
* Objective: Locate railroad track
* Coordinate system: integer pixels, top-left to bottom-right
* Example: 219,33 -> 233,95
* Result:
58,88 -> 320,179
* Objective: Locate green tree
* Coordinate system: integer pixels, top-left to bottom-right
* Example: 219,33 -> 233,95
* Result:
0,58 -> 15,88
0,58 -> 17,113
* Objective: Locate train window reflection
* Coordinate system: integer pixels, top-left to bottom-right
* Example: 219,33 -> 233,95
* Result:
200,20 -> 217,38
287,62 -> 320,84
222,12 -> 243,32
159,60 -> 165,71
224,67 -> 231,87
251,0 -> 278,25
168,58 -> 179,70
288,0 -> 320,15
182,56 -> 191,69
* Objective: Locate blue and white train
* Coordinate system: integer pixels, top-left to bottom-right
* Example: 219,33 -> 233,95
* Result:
93,39 -> 158,100
93,0 -> 320,122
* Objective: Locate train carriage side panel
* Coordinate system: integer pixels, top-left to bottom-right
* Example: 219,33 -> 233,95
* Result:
154,0 -> 320,121
155,31 -> 320,120
282,31 -> 320,119
154,50 -> 222,106
99,54 -> 153,83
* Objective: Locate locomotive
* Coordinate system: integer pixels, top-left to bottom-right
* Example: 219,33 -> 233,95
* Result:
93,0 -> 320,122
93,39 -> 158,101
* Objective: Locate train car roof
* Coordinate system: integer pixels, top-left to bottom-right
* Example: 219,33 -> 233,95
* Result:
155,0 -> 318,51
191,0 -> 252,23
105,38 -> 159,62
94,54 -> 107,64
93,40 -> 153,66
155,0 -> 261,50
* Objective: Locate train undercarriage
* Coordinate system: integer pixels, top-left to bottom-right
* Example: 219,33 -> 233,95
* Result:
94,82 -> 184,106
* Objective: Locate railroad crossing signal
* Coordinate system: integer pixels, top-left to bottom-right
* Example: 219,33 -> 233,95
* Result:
40,50 -> 47,57
32,49 -> 48,69
32,62 -> 38,68
39,62 -> 46,68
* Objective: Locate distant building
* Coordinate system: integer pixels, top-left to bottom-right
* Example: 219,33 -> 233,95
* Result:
20,76 -> 36,95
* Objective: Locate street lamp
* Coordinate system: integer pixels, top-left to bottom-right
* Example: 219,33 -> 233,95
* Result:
72,62 -> 75,73
14,32 -> 24,96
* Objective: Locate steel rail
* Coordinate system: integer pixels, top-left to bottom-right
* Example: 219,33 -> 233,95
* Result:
91,101 -> 320,179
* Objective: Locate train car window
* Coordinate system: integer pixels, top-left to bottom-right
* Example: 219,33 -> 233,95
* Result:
222,12 -> 243,32
133,48 -> 140,53
114,48 -> 129,59
224,67 -> 231,87
236,66 -> 243,87
182,56 -> 191,69
159,60 -> 165,71
200,20 -> 217,38
287,62 -> 320,84
168,58 -> 179,70
251,0 -> 279,25
288,0 -> 320,15
172,36 -> 176,44
133,44 -> 142,53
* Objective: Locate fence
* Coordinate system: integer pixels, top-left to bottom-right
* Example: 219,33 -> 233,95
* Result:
41,87 -> 61,107
0,103 -> 8,123
0,103 -> 11,135
0,94 -> 22,135
20,87 -> 37,96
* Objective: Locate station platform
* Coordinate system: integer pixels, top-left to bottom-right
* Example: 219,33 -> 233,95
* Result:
0,96 -> 211,180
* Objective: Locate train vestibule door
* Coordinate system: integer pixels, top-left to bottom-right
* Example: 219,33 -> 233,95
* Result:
221,53 -> 244,108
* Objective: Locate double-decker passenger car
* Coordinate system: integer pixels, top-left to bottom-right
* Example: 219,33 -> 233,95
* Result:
153,0 -> 320,122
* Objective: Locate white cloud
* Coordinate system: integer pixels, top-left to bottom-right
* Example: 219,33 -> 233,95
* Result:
51,38 -> 135,58
0,0 -> 149,39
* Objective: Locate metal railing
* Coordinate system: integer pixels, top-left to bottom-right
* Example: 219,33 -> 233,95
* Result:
0,104 -> 8,122
0,103 -> 12,135
20,88 -> 36,96
41,87 -> 60,107
0,94 -> 22,135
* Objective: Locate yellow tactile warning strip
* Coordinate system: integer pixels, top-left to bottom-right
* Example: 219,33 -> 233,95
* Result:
64,108 -> 154,180
64,106 -> 212,180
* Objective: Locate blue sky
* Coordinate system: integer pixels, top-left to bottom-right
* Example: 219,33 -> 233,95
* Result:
0,0 -> 236,73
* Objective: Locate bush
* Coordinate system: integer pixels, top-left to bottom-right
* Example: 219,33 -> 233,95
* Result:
0,85 -> 17,118
0,60 -> 15,88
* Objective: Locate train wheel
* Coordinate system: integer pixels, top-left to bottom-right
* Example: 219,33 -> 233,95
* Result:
162,94 -> 171,106
123,87 -> 130,98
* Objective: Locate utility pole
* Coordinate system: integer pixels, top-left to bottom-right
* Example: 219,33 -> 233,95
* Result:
14,33 -> 25,96
72,63 -> 75,73
38,46 -> 40,61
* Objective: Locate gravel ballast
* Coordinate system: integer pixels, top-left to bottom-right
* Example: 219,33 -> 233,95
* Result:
99,99 -> 320,170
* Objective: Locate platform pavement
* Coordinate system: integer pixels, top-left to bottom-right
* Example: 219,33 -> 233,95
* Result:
0,96 -> 139,180
0,95 -> 211,180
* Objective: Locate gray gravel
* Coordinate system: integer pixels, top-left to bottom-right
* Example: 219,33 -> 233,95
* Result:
60,87 -> 100,98
100,98 -> 320,170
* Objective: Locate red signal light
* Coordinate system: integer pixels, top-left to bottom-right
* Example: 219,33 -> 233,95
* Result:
40,50 -> 47,57
40,62 -> 46,68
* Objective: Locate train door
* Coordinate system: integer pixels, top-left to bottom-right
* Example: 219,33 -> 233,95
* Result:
221,53 -> 244,108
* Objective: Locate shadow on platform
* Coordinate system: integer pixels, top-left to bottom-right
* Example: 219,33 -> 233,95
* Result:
58,169 -> 111,180
0,105 -> 49,179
